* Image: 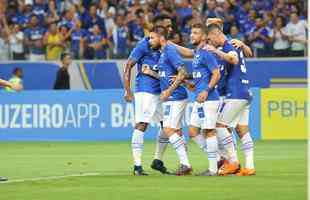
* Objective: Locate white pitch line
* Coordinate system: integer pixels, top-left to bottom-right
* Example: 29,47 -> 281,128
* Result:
0,172 -> 101,184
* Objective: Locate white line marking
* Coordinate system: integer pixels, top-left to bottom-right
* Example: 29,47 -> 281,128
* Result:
0,172 -> 101,184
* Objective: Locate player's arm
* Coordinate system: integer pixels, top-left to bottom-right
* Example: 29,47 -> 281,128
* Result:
205,44 -> 239,65
160,65 -> 188,101
123,59 -> 135,102
123,41 -> 145,102
197,52 -> 220,103
141,65 -> 160,79
0,79 -> 12,88
230,39 -> 253,57
0,78 -> 21,91
168,41 -> 194,58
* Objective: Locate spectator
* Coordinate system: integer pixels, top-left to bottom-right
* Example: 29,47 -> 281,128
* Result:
24,15 -> 46,61
0,29 -> 9,61
54,52 -> 72,90
203,0 -> 222,19
4,67 -> 23,92
248,17 -> 272,57
270,16 -> 290,57
70,19 -> 87,59
227,25 -> 244,41
286,12 -> 307,57
112,15 -> 129,59
44,23 -> 64,60
82,3 -> 107,36
85,24 -> 108,59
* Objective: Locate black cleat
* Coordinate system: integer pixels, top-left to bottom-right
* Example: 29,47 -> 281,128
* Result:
151,159 -> 171,174
173,164 -> 192,176
133,166 -> 149,176
195,169 -> 217,176
0,177 -> 8,182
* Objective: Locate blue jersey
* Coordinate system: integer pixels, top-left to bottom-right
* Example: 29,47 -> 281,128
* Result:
226,48 -> 251,100
24,27 -> 46,55
215,40 -> 236,96
192,49 -> 220,101
128,37 -> 161,94
158,44 -> 188,101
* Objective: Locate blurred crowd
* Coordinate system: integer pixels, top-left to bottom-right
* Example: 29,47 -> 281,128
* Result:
0,0 -> 307,60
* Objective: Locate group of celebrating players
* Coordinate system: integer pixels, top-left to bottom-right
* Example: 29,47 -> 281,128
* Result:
123,15 -> 255,176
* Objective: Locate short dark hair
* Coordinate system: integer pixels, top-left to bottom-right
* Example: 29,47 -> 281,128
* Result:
150,25 -> 169,40
206,23 -> 222,35
61,52 -> 71,61
191,23 -> 207,34
152,14 -> 171,24
13,67 -> 22,75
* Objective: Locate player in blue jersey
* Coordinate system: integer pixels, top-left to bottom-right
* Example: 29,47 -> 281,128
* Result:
123,16 -> 174,176
186,23 -> 222,176
148,26 -> 192,175
206,24 -> 255,176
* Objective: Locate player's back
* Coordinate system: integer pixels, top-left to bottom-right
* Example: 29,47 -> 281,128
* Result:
158,44 -> 188,101
128,37 -> 161,94
226,48 -> 250,100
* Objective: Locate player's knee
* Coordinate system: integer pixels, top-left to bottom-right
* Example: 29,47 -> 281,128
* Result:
164,127 -> 178,137
204,129 -> 216,137
135,122 -> 148,132
188,127 -> 199,138
235,125 -> 249,137
216,122 -> 227,128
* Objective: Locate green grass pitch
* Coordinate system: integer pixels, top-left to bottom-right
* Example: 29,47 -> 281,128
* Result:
0,140 -> 306,200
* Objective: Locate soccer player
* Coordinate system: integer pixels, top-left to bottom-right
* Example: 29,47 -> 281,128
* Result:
186,23 -> 221,176
206,24 -> 255,176
149,26 -> 192,175
124,14 -> 177,175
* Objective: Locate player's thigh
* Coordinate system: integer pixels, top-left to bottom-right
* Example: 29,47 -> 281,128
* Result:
202,100 -> 220,130
217,99 -> 248,126
163,100 -> 187,129
153,98 -> 163,123
189,102 -> 202,129
134,92 -> 158,123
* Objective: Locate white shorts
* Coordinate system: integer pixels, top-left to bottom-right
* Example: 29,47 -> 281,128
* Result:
190,101 -> 220,129
217,99 -> 250,128
134,92 -> 163,123
163,99 -> 187,129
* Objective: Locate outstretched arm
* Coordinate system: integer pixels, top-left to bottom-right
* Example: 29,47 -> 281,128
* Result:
169,42 -> 195,58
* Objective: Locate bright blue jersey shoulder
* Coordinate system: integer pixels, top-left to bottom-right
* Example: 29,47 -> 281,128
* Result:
226,48 -> 251,100
158,44 -> 188,101
128,37 -> 161,94
192,49 -> 219,101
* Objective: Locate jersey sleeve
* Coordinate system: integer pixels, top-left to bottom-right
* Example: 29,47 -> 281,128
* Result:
128,40 -> 146,63
167,45 -> 185,71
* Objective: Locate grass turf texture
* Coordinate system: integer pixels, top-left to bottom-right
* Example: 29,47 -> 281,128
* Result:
0,140 -> 306,200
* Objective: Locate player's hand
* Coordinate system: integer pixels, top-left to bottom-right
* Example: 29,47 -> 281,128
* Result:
196,91 -> 208,103
142,65 -> 152,75
10,83 -> 22,91
160,89 -> 171,101
169,75 -> 177,83
124,90 -> 134,102
230,39 -> 243,49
